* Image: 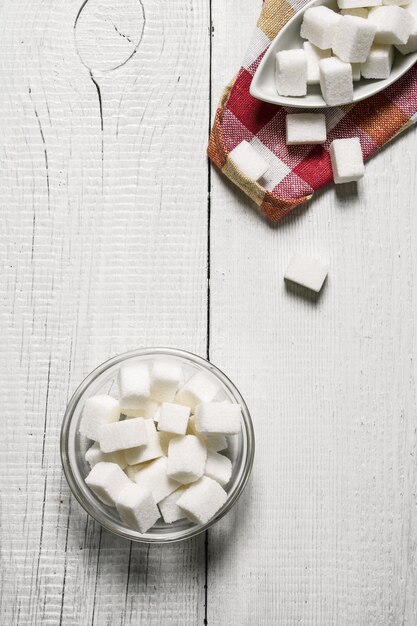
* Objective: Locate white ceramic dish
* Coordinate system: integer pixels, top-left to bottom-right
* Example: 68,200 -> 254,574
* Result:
250,0 -> 417,108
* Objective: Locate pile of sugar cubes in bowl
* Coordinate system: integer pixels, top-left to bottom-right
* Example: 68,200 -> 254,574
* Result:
70,352 -> 250,538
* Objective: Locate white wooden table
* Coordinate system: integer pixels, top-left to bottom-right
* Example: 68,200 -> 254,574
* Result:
2,0 -> 417,624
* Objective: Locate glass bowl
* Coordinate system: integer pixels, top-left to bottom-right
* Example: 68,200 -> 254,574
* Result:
60,347 -> 255,543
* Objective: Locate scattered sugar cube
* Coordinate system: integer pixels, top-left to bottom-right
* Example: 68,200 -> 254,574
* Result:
150,359 -> 182,403
124,419 -> 163,465
286,113 -> 327,146
351,62 -> 362,80
361,43 -> 394,77
396,17 -> 417,53
176,476 -> 228,525
85,461 -> 130,506
338,0 -> 381,8
175,371 -> 221,412
79,395 -> 120,441
329,137 -> 365,184
303,42 -> 332,84
228,140 -> 269,181
98,417 -> 147,453
85,442 -> 127,469
132,457 -> 180,503
157,402 -> 191,435
332,15 -> 377,62
158,487 -> 188,523
115,483 -> 160,533
195,401 -> 242,435
275,49 -> 307,96
319,57 -> 353,105
368,6 -> 412,43
301,6 -> 341,49
284,254 -> 329,293
118,363 -> 150,411
340,8 -> 370,17
205,451 -> 233,486
166,435 -> 207,484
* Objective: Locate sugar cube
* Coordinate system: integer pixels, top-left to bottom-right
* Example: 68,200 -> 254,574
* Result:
166,435 -> 207,484
132,457 -> 180,503
118,363 -> 150,411
340,8 -> 370,17
176,476 -> 228,525
329,137 -> 365,184
115,483 -> 160,533
98,417 -> 147,453
275,49 -> 307,96
361,43 -> 394,77
368,6 -> 412,44
228,141 -> 269,181
124,419 -> 164,465
157,402 -> 190,435
85,442 -> 127,469
303,42 -> 332,84
204,451 -> 233,486
175,371 -> 221,411
194,401 -> 242,435
351,63 -> 361,81
158,430 -> 177,455
85,461 -> 130,506
338,0 -> 381,8
158,487 -> 188,523
150,359 -> 182,403
284,254 -> 329,293
187,415 -> 228,452
301,6 -> 341,49
319,57 -> 353,105
79,395 -> 120,441
332,16 -> 377,62
396,17 -> 417,53
286,113 -> 327,146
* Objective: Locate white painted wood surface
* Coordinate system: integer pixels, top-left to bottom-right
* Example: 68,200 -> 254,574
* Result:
1,0 -> 417,624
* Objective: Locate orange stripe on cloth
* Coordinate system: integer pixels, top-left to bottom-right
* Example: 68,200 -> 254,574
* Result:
345,94 -> 410,145
257,0 -> 295,40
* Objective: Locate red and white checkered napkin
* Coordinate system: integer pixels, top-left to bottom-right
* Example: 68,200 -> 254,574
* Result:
208,0 -> 417,222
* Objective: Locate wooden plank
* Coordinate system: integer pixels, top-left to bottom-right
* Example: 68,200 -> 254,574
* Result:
0,0 -> 210,624
209,1 -> 417,623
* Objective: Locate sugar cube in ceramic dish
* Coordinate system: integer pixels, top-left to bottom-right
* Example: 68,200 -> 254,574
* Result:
275,49 -> 308,96
338,0 -> 381,8
98,417 -> 147,453
319,56 -> 353,105
85,461 -> 131,506
301,6 -> 341,49
166,435 -> 207,484
286,113 -> 327,145
79,395 -> 120,441
303,42 -> 332,84
176,476 -> 228,525
361,44 -> 394,77
368,6 -> 412,44
194,401 -> 242,435
284,254 -> 329,293
228,141 -> 269,181
118,363 -> 150,411
340,8 -> 369,17
329,137 -> 364,183
332,15 -> 377,62
115,483 -> 160,533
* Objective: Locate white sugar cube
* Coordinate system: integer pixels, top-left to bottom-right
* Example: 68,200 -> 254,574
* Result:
205,451 -> 233,486
332,16 -> 377,62
166,435 -> 207,484
329,137 -> 365,184
118,363 -> 150,411
157,402 -> 191,435
158,430 -> 178,455
319,57 -> 353,105
150,359 -> 182,403
123,399 -> 160,420
158,487 -> 188,523
85,442 -> 127,469
175,371 -> 221,412
396,17 -> 417,53
176,476 -> 228,525
351,63 -> 361,81
187,416 -> 228,452
229,141 -> 269,181
275,49 -> 307,96
368,6 -> 412,43
383,0 -> 411,5
85,461 -> 130,506
340,8 -> 369,17
361,43 -> 394,77
195,401 -> 242,435
98,417 -> 147,453
284,254 -> 329,293
286,113 -> 327,146
338,0 -> 381,8
124,419 -> 163,465
303,42 -> 332,84
132,457 -> 180,503
79,395 -> 120,441
301,7 -> 341,49
115,483 -> 160,532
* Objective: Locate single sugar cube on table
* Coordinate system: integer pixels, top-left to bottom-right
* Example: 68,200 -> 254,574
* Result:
301,7 -> 341,49
286,113 -> 327,146
166,435 -> 207,484
157,402 -> 190,435
158,487 -> 188,523
329,137 -> 365,184
368,6 -> 412,44
118,363 -> 150,412
194,401 -> 242,435
124,419 -> 163,465
319,57 -> 353,106
85,461 -> 131,506
85,442 -> 127,469
228,141 -> 269,181
176,476 -> 228,525
340,8 -> 369,17
204,451 -> 233,486
303,42 -> 331,84
275,49 -> 307,96
284,254 -> 329,293
338,0 -> 381,8
115,483 -> 160,533
132,456 -> 180,503
98,417 -> 147,453
150,359 -> 182,403
396,16 -> 417,53
361,44 -> 394,77
332,16 -> 377,62
79,395 -> 120,441
175,371 -> 221,412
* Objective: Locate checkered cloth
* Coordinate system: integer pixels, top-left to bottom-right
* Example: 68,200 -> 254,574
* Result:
208,0 -> 417,222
